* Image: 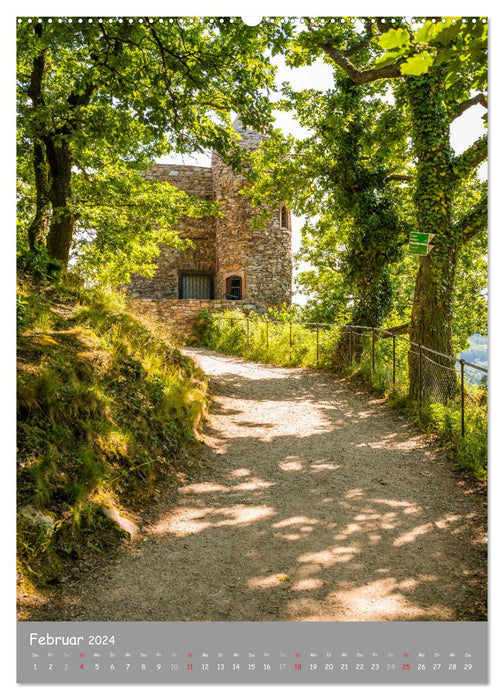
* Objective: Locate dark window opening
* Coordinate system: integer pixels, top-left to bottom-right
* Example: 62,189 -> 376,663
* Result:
179,273 -> 214,299
280,205 -> 289,229
225,275 -> 243,300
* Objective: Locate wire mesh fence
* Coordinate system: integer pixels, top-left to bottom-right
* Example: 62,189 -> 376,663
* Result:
209,313 -> 487,442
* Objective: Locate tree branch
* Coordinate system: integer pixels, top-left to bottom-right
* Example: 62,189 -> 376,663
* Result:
457,191 -> 487,245
450,93 -> 487,121
342,18 -> 374,57
320,43 -> 402,84
27,23 -> 46,107
453,134 -> 488,182
385,173 -> 413,182
73,157 -> 93,184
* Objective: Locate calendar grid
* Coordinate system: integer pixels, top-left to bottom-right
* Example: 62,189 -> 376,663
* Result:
18,621 -> 487,684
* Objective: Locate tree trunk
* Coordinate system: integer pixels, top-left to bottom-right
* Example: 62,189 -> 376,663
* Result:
27,140 -> 51,249
408,250 -> 458,402
405,73 -> 458,401
26,24 -> 51,250
44,136 -> 75,266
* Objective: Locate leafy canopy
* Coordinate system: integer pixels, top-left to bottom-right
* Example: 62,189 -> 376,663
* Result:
17,17 -> 293,280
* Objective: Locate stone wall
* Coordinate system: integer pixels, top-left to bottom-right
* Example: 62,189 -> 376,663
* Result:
127,165 -> 216,299
130,298 -> 270,336
212,132 -> 292,307
125,126 -> 292,308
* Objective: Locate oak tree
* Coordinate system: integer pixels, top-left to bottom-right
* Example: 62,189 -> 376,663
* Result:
17,17 -> 290,277
283,16 -> 487,397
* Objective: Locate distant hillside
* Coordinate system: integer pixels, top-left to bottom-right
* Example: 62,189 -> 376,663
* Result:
460,333 -> 488,368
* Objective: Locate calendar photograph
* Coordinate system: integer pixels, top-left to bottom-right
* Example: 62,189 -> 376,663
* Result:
15,9 -> 489,684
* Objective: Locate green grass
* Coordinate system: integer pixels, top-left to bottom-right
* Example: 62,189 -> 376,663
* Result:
17,275 -> 208,591
194,308 -> 340,369
197,309 -> 487,481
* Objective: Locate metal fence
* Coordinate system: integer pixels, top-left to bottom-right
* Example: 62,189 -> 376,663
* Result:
213,315 -> 487,439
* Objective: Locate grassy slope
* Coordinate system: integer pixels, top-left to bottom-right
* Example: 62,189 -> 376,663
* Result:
17,276 -> 208,595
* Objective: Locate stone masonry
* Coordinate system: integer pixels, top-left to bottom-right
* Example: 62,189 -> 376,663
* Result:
126,119 -> 292,334
130,298 -> 270,337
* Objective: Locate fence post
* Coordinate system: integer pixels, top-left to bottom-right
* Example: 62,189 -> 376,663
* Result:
246,317 -> 250,349
392,334 -> 396,392
460,359 -> 466,438
289,321 -> 292,363
349,327 -> 353,365
372,327 -> 376,373
419,344 -> 423,410
266,320 -> 269,351
316,323 -> 319,368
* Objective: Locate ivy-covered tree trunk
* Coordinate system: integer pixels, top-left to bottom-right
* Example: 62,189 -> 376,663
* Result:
332,79 -> 401,366
405,73 -> 458,400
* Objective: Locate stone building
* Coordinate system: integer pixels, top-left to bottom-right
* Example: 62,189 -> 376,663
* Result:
126,119 -> 292,333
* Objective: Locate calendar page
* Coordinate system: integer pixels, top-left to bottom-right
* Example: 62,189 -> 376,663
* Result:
15,3 -> 489,689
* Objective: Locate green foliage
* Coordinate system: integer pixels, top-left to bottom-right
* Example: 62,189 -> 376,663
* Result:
376,18 -> 487,93
378,27 -> 411,51
17,275 -> 208,587
17,17 -> 292,273
17,244 -> 63,283
249,76 -> 412,329
275,17 -> 487,393
400,52 -> 435,76
72,163 -> 219,286
196,309 -> 340,370
428,398 -> 487,480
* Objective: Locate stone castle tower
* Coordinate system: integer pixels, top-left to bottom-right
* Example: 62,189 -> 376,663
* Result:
126,119 -> 292,325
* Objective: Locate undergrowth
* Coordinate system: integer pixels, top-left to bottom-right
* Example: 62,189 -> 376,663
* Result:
196,309 -> 487,481
17,273 -> 208,593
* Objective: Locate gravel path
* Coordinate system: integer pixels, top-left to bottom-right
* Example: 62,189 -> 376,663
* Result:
30,348 -> 487,621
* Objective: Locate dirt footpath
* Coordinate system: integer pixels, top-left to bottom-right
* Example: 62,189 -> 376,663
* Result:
29,348 -> 487,621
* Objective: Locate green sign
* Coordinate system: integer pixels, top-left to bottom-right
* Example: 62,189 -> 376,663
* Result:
408,231 -> 435,256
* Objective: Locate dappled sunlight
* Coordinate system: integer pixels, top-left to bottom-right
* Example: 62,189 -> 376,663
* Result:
359,432 -> 428,453
278,457 -> 304,472
353,513 -> 381,522
344,488 -> 364,500
434,514 -> 464,529
180,478 -> 275,495
286,576 -> 449,621
179,482 -> 225,494
231,468 -> 251,478
149,504 -> 275,537
310,462 -> 342,472
291,578 -> 324,592
333,523 -> 362,540
248,574 -> 288,590
298,546 -> 359,567
393,523 -> 434,547
273,516 -> 319,529
370,498 -> 419,509
232,479 -> 275,492
272,516 -> 319,542
330,577 -> 448,620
